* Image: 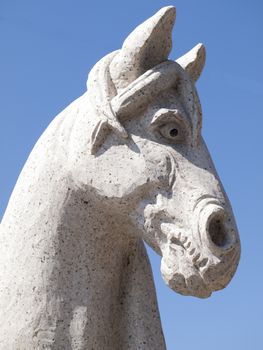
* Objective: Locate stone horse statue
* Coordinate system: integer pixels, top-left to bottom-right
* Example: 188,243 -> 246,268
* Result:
0,6 -> 240,349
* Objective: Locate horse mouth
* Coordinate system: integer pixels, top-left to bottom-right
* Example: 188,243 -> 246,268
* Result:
160,226 -> 212,298
168,230 -> 209,270
161,223 -> 211,298
160,251 -> 212,298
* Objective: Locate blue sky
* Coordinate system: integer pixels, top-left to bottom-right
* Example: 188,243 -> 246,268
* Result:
0,1 -> 262,349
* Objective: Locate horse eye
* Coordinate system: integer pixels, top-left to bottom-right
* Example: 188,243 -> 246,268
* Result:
159,123 -> 182,142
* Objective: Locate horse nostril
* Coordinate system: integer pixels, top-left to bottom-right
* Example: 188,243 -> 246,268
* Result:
208,214 -> 229,248
198,202 -> 238,254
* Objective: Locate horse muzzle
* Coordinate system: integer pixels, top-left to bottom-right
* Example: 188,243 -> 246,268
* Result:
160,196 -> 240,298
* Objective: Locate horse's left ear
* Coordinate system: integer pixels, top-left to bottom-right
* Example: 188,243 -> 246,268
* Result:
110,6 -> 176,92
176,43 -> 206,82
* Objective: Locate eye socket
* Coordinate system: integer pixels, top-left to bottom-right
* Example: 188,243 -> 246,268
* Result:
159,122 -> 183,142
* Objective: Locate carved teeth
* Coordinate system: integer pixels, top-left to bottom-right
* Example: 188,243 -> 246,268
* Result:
193,252 -> 201,263
160,224 -> 205,268
181,236 -> 187,244
189,248 -> 195,255
186,242 -> 191,249
198,258 -> 208,268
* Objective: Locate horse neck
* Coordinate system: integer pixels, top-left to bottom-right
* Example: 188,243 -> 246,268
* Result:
0,92 -> 167,349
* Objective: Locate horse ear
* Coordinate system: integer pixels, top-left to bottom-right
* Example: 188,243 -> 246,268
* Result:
176,43 -> 206,82
110,6 -> 176,92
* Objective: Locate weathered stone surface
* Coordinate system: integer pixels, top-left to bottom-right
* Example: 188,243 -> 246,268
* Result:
0,6 -> 240,349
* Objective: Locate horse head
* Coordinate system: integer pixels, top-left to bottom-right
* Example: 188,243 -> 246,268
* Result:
71,6 -> 240,298
0,6 -> 241,348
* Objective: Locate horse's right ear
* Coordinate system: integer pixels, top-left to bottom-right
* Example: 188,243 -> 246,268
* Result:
110,6 -> 176,92
176,43 -> 206,82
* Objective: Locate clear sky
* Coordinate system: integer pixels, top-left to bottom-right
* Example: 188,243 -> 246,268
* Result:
0,1 -> 262,349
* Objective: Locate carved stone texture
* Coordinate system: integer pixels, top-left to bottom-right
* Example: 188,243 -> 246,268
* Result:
0,6 -> 240,350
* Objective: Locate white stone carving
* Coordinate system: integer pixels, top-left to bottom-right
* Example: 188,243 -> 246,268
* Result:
0,6 -> 240,349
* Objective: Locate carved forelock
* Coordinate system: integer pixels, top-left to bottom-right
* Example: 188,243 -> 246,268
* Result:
86,6 -> 205,154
